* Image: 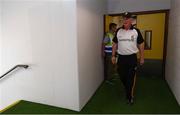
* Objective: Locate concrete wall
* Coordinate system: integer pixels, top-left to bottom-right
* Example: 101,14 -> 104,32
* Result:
0,0 -> 79,111
76,0 -> 106,110
107,0 -> 170,14
166,0 -> 180,105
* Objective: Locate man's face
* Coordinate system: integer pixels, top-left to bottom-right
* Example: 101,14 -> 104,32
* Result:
123,17 -> 132,28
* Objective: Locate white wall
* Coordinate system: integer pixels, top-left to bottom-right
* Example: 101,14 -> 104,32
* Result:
166,0 -> 180,105
0,0 -> 80,111
0,1 -> 2,74
0,0 -> 107,111
77,0 -> 106,110
107,0 -> 170,14
0,0 -> 2,106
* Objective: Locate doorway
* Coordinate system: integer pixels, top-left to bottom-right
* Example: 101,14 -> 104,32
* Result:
104,10 -> 169,78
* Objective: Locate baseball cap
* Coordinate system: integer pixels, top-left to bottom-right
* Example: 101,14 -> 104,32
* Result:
122,12 -> 133,18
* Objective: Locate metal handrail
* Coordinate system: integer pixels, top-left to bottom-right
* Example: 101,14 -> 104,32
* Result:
0,64 -> 29,79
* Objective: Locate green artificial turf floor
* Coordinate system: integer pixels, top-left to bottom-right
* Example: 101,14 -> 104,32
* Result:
2,75 -> 180,114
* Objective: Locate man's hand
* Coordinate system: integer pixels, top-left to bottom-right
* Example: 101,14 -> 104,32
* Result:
111,56 -> 116,64
140,58 -> 144,65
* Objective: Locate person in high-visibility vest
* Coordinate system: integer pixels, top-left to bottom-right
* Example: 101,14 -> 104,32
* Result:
102,23 -> 117,82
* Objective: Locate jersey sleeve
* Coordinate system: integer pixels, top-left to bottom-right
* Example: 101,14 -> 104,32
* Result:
135,28 -> 144,44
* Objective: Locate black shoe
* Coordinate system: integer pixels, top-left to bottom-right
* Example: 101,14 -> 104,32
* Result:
127,97 -> 134,105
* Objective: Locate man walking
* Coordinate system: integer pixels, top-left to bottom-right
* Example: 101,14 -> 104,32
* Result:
112,12 -> 144,104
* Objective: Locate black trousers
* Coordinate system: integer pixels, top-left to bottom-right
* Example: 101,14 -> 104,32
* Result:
117,54 -> 137,100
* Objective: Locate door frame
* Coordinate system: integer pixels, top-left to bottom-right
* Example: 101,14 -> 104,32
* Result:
104,9 -> 170,79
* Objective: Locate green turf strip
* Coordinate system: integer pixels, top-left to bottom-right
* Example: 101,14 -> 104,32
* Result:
3,76 -> 180,114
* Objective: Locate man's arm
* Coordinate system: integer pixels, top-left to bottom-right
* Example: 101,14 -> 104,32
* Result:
111,28 -> 120,64
138,42 -> 144,65
112,42 -> 117,64
135,28 -> 144,65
